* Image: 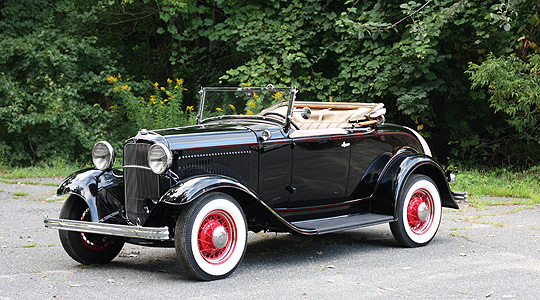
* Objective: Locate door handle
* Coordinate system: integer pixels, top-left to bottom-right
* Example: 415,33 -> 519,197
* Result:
340,141 -> 351,148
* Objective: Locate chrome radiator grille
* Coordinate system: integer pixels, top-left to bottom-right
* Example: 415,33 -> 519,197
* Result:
124,143 -> 160,225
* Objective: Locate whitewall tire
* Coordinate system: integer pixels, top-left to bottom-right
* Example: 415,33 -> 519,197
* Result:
390,175 -> 442,247
175,192 -> 247,280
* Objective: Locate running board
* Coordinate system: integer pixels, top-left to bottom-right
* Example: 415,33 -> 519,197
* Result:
291,213 -> 394,235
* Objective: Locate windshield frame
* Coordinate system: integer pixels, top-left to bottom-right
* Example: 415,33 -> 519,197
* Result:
196,85 -> 298,130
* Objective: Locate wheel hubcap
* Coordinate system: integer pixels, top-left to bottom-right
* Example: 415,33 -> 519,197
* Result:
212,226 -> 229,249
407,189 -> 434,234
417,202 -> 429,221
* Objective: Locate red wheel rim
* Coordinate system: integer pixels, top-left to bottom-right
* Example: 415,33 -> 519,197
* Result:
197,209 -> 237,265
406,188 -> 435,235
80,209 -> 112,251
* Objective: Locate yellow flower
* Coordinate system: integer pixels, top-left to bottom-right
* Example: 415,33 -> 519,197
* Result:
241,82 -> 252,87
176,78 -> 184,85
246,109 -> 254,115
154,82 -> 159,89
247,100 -> 256,108
160,87 -> 165,91
186,106 -> 194,111
272,91 -> 284,100
113,86 -> 119,91
149,110 -> 153,114
164,98 -> 169,103
106,75 -> 118,83
167,78 -> 173,83
228,104 -> 236,110
166,90 -> 170,95
216,107 -> 223,112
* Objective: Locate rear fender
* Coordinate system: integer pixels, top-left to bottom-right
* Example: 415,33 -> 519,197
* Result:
57,169 -> 123,222
371,151 -> 458,217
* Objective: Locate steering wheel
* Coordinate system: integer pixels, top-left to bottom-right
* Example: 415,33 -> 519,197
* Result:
262,112 -> 300,130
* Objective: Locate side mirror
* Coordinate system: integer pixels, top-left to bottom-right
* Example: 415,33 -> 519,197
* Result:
301,107 -> 311,120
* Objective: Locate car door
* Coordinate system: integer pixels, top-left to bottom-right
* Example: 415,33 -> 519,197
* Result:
287,134 -> 351,209
257,126 -> 293,209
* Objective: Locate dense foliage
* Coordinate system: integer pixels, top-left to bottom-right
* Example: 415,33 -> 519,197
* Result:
1,0 -> 539,167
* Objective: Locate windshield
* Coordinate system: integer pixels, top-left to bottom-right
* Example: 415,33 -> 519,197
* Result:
197,85 -> 297,123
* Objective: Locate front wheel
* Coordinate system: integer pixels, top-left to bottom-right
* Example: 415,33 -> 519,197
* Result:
390,175 -> 442,247
175,192 -> 247,280
58,196 -> 124,264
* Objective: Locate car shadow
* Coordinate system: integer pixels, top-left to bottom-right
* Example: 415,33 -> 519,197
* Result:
90,225 -> 401,281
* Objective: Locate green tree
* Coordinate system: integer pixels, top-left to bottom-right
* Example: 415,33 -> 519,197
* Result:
0,0 -> 125,165
467,0 -> 540,166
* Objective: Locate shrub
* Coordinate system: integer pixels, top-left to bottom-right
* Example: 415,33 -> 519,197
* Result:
108,76 -> 195,131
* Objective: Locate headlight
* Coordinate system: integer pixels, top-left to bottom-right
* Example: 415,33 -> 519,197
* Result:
92,141 -> 115,170
148,143 -> 173,174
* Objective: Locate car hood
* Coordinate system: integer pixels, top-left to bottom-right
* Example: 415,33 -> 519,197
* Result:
133,123 -> 259,151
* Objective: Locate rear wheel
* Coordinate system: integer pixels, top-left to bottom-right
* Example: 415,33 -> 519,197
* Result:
58,196 -> 124,264
390,175 -> 442,247
175,192 -> 247,280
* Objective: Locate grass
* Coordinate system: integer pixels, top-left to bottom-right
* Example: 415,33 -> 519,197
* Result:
1,162 -> 539,205
0,178 -> 59,186
0,161 -> 81,179
22,242 -> 38,248
450,167 -> 540,205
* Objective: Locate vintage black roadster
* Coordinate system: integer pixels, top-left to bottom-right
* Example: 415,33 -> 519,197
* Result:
45,85 -> 465,280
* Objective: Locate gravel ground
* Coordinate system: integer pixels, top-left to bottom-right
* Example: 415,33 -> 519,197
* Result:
0,179 -> 539,299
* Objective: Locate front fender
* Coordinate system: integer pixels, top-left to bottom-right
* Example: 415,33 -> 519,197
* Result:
160,175 -> 259,205
160,175 -> 314,234
371,152 -> 458,216
57,168 -> 123,222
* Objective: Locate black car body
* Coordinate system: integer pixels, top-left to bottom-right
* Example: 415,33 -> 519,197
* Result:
45,85 -> 464,280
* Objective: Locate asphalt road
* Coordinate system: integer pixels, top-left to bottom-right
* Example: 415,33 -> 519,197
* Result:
1,179 -> 539,299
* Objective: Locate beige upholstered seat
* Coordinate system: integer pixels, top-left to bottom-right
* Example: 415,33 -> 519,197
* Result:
259,101 -> 384,138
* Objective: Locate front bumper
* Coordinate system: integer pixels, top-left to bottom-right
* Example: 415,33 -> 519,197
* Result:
44,217 -> 170,240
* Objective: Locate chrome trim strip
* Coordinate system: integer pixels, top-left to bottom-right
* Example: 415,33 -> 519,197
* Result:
180,150 -> 252,159
112,165 -> 152,171
44,218 -> 170,240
